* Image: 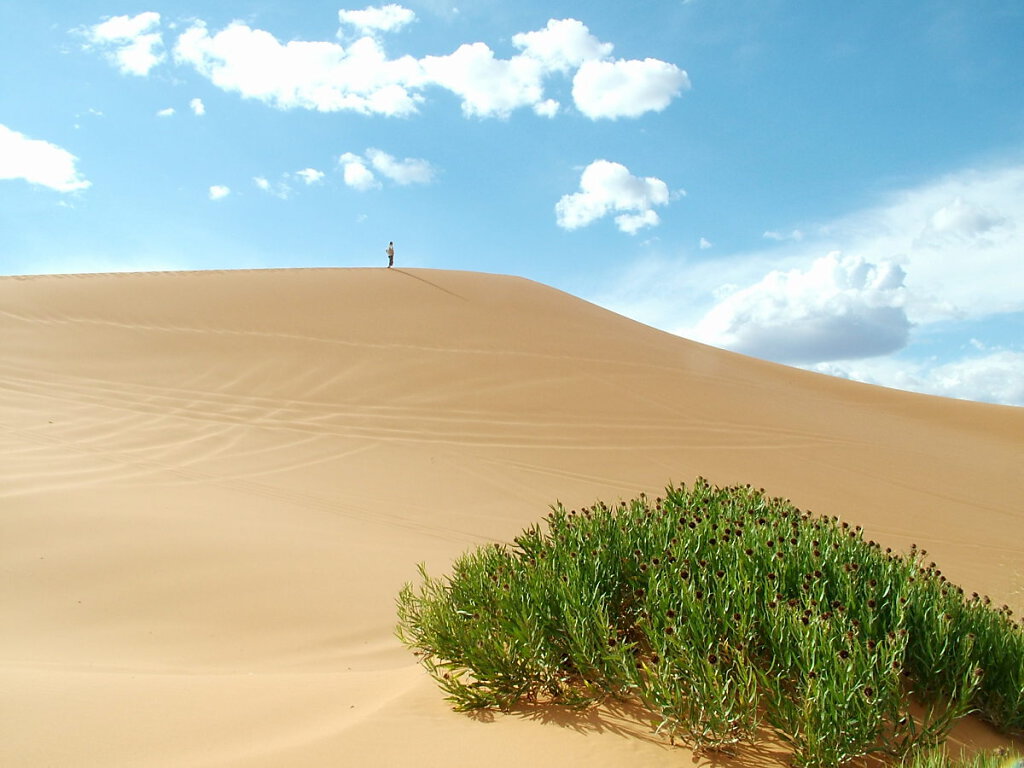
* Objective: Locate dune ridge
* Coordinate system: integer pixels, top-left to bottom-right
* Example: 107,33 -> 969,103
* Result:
2,268 -> 1021,766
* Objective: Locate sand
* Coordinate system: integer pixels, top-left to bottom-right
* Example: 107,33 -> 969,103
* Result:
2,267 -> 1021,766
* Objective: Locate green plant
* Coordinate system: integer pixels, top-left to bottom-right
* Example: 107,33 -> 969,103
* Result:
901,747 -> 1023,768
396,479 -> 1024,767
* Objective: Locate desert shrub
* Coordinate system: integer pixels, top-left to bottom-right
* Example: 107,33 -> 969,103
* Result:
396,479 -> 1024,767
901,747 -> 1023,768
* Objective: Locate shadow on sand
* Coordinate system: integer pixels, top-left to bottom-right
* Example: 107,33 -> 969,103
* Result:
468,699 -> 792,767
391,268 -> 467,301
464,699 -> 1023,767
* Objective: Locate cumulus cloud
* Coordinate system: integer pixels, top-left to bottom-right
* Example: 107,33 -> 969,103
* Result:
338,149 -> 434,189
699,237 -> 713,250
420,42 -> 548,118
78,11 -> 687,120
296,167 -> 325,184
173,21 -> 425,116
534,98 -> 560,118
512,18 -> 613,73
917,196 -> 1008,244
338,4 -> 416,36
813,165 -> 1024,325
156,107 -> 175,117
0,124 -> 91,192
80,11 -> 166,76
365,148 -> 435,185
208,185 -> 230,200
556,160 -> 670,234
595,162 -> 1024,403
189,97 -> 206,116
339,152 -> 381,190
421,19 -> 688,119
572,58 -> 690,119
689,252 -> 910,364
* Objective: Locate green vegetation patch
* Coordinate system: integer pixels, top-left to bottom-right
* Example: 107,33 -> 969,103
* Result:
397,479 -> 1023,767
904,749 -> 1023,768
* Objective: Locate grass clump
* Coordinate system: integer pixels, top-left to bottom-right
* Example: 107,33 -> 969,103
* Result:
901,748 -> 1023,768
396,479 -> 1024,767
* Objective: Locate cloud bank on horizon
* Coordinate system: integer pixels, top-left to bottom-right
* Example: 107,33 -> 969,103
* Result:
2,2 -> 1022,406
601,162 -> 1024,405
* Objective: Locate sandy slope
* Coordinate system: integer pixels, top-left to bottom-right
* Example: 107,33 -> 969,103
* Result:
2,268 -> 1021,767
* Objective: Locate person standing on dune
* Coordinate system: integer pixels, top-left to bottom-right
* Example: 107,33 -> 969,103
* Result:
386,241 -> 394,268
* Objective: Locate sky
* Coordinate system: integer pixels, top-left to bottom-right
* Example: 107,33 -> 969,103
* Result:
2,1 -> 1023,406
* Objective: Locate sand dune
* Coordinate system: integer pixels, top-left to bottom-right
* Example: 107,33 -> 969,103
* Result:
2,268 -> 1021,766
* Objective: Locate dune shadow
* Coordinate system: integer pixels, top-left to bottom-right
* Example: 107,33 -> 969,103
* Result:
391,268 -> 466,300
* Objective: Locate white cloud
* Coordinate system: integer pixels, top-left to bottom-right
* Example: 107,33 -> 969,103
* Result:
365,148 -> 434,185
103,13 -> 686,120
208,185 -> 230,200
813,165 -> 1024,325
689,251 -> 910,364
156,107 -> 175,117
814,350 -> 1024,406
338,5 -> 416,36
173,21 -> 423,116
699,237 -> 713,250
0,124 -> 91,192
616,209 -> 661,235
339,152 -> 380,190
555,160 -> 670,234
190,97 -> 206,116
296,167 -> 325,184
572,58 -> 690,119
763,228 -> 804,242
338,149 -> 434,188
512,18 -> 612,73
420,42 -> 547,119
81,11 -> 165,76
594,161 -> 1024,404
917,195 -> 1008,244
253,175 -> 291,198
533,99 -> 560,118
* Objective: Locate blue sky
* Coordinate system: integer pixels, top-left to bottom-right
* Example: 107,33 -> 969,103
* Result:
2,0 -> 1023,405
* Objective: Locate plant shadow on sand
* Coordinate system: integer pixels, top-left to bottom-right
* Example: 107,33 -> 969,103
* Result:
468,698 -> 1021,768
477,699 -> 792,767
470,700 -> 1021,768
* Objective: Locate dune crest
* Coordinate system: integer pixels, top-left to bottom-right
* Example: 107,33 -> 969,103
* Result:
2,268 -> 1021,766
